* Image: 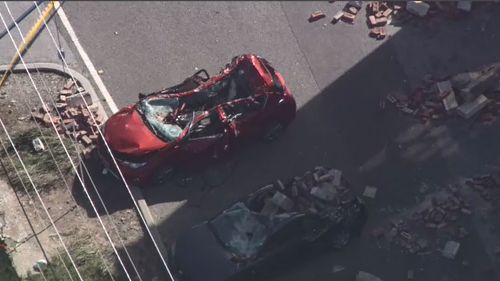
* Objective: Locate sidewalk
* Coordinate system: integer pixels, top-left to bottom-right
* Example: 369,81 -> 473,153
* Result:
0,179 -> 50,278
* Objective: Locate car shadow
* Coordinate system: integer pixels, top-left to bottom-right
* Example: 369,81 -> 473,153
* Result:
71,3 -> 500,281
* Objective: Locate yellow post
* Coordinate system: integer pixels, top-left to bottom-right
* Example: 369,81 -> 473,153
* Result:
0,2 -> 55,88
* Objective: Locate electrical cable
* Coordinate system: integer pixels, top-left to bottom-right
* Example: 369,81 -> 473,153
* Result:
0,117 -> 84,281
0,9 -> 133,281
3,3 -> 141,280
34,2 -> 176,279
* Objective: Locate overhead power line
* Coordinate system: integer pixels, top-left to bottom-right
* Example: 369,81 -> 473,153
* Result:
3,2 -> 141,280
0,117 -> 84,281
34,1 -> 176,279
0,8 -> 133,281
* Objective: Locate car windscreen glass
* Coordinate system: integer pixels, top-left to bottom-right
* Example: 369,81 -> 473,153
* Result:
137,98 -> 184,142
210,202 -> 271,258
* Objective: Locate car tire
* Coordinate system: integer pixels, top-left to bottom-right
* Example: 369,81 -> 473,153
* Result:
262,121 -> 286,143
153,167 -> 175,185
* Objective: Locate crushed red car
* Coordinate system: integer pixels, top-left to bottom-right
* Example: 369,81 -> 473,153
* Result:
96,54 -> 296,186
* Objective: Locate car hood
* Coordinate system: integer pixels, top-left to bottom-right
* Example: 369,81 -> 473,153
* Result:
173,224 -> 239,281
103,106 -> 169,156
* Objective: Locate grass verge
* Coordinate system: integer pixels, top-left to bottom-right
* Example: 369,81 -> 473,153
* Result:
24,234 -> 113,281
0,127 -> 78,193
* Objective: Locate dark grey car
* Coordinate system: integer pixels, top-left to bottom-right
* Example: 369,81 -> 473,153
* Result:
167,182 -> 366,281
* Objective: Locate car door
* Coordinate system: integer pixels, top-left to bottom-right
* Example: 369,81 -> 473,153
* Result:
300,215 -> 331,243
250,217 -> 304,275
179,111 -> 230,168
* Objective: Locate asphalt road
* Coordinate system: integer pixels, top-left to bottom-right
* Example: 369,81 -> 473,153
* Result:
63,2 -> 500,281
0,2 -> 78,69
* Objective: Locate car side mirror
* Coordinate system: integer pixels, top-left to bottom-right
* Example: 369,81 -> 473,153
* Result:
138,93 -> 146,100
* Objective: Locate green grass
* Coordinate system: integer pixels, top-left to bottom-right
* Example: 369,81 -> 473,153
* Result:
24,235 -> 114,281
0,127 -> 78,193
1,128 -> 115,280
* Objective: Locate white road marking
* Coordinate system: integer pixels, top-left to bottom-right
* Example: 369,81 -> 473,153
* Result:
54,2 -> 119,113
55,2 -> 167,258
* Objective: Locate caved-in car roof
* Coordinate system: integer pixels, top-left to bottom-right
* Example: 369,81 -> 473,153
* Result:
135,57 -> 268,142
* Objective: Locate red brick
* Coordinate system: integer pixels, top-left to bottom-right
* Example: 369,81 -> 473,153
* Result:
63,79 -> 75,90
377,27 -> 386,40
63,117 -> 75,124
59,89 -> 73,96
369,15 -> 377,26
376,16 -> 388,25
42,113 -> 52,127
383,8 -> 393,17
342,12 -> 356,22
348,6 -> 358,15
309,11 -> 326,22
81,135 -> 93,146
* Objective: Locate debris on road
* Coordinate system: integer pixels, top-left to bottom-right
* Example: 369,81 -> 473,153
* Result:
331,11 -> 344,24
407,269 -> 414,280
466,173 -> 500,208
371,185 -> 472,256
356,271 -> 384,281
332,264 -> 345,273
389,63 -> 500,124
309,10 -> 326,22
406,1 -> 430,17
442,240 -> 460,259
456,1 -> 472,12
363,186 -> 377,199
308,1 -> 479,40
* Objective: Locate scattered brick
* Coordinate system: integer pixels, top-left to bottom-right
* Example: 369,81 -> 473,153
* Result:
368,15 -> 377,26
63,79 -> 75,90
59,89 -> 73,96
331,11 -> 344,24
342,12 -> 356,23
309,11 -> 326,22
376,16 -> 388,25
81,135 -> 93,146
382,8 -> 393,17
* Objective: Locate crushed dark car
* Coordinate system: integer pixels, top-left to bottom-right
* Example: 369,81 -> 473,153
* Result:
167,167 -> 367,281
96,54 -> 297,186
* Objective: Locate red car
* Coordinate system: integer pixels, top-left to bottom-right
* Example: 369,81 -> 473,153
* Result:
96,54 -> 296,186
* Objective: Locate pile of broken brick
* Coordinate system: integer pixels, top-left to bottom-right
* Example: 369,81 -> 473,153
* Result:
466,173 -> 500,212
259,166 -> 351,216
371,186 -> 471,260
30,79 -> 104,156
387,63 -> 500,124
309,1 -> 474,40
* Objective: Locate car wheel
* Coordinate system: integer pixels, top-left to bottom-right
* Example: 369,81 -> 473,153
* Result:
329,229 -> 351,249
153,167 -> 175,185
262,121 -> 286,143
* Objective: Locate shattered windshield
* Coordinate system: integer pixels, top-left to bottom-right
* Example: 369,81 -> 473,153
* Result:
137,98 -> 184,143
210,202 -> 290,258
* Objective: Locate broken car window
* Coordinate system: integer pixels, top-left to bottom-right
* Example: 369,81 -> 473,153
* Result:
210,202 -> 271,258
178,66 -> 257,113
137,98 -> 183,142
188,111 -> 224,139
